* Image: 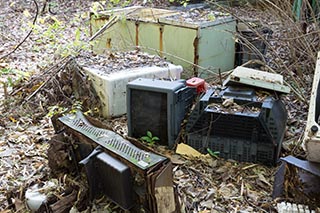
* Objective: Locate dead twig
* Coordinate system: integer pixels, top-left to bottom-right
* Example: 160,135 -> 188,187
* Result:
207,0 -> 308,103
10,55 -> 72,97
89,16 -> 119,42
3,82 -> 7,100
23,56 -> 72,104
243,59 -> 306,102
0,0 -> 39,60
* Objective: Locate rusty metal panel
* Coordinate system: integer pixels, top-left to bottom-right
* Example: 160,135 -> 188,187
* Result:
162,24 -> 197,75
90,7 -> 237,77
136,21 -> 161,54
92,18 -> 136,53
198,20 -> 236,78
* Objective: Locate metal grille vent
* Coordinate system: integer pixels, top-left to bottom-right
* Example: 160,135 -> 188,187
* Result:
59,111 -> 165,169
72,118 -> 105,138
103,138 -> 150,162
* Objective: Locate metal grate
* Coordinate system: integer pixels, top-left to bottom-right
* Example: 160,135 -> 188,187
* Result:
72,118 -> 105,138
59,111 -> 166,170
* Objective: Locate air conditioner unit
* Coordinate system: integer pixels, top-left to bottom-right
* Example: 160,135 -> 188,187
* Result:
127,78 -> 196,148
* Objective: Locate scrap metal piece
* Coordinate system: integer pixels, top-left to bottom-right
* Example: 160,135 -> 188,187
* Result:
224,66 -> 291,94
281,155 -> 320,177
273,155 -> 320,208
58,111 -> 166,170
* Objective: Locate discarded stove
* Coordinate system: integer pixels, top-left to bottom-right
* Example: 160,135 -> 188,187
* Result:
127,78 -> 196,148
186,67 -> 290,165
51,111 -> 179,212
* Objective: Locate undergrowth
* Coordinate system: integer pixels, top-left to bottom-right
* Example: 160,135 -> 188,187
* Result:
208,0 -> 319,102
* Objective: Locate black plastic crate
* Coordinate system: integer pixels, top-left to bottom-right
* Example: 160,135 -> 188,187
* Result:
186,86 -> 287,165
188,134 -> 276,165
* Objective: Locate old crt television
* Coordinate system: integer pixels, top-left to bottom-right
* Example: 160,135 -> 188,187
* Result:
55,111 -> 177,212
127,78 -> 195,147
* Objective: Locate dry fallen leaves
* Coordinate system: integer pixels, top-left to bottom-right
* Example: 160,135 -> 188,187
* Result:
0,0 -> 317,212
76,50 -> 169,75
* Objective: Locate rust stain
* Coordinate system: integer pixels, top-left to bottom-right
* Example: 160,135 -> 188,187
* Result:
92,13 -> 111,21
135,22 -> 139,47
193,36 -> 199,76
106,38 -> 111,49
91,14 -> 110,38
159,26 -> 164,57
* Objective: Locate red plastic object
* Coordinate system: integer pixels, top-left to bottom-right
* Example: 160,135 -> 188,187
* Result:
186,77 -> 206,94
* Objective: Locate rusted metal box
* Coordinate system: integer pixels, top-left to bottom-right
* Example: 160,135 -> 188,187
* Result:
303,51 -> 320,163
90,6 -> 236,78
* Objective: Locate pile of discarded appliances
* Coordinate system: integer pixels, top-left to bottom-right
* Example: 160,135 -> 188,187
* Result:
46,65 -> 295,212
42,4 -> 320,212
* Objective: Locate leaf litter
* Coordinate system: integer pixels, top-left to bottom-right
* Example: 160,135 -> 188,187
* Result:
77,51 -> 169,75
0,0 -> 319,212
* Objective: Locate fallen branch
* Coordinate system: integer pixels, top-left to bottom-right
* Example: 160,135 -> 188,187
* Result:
0,0 -> 39,60
23,56 -> 72,104
20,14 -> 119,101
88,15 -> 119,42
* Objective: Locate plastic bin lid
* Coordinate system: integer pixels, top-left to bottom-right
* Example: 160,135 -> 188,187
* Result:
223,66 -> 290,94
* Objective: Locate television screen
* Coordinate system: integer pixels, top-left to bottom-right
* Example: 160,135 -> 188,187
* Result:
84,151 -> 134,210
130,89 -> 168,145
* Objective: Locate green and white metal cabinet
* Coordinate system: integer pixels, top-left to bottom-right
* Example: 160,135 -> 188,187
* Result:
90,7 -> 236,78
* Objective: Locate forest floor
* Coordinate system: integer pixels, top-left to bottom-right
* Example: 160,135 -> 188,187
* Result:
0,0 -> 319,212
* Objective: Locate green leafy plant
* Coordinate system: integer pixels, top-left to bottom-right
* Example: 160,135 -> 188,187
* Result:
0,68 -> 13,75
207,148 -> 219,158
45,105 -> 68,118
29,13 -> 91,58
140,131 -> 160,145
0,68 -> 30,87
